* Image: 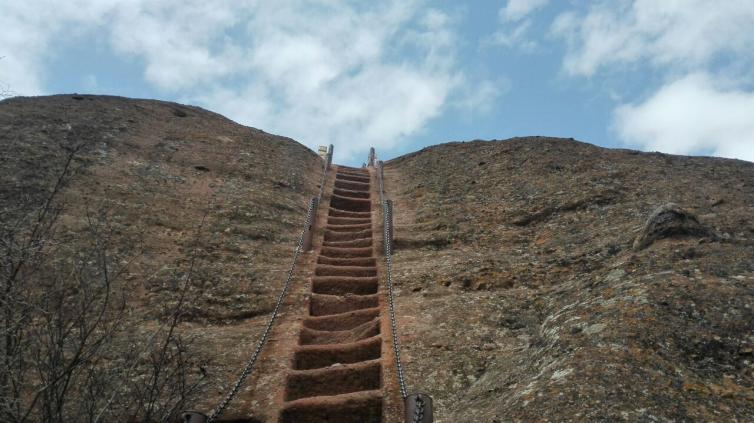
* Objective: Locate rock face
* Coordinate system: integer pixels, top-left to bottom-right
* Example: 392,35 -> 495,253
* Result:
3,96 -> 753,422
633,203 -> 717,250
383,138 -> 753,422
0,95 -> 323,420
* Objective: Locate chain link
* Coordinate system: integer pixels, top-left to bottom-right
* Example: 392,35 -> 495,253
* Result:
208,159 -> 328,421
413,396 -> 425,423
379,170 -> 408,400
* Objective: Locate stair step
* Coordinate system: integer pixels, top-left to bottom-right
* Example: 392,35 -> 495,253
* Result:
319,246 -> 373,258
334,180 -> 370,192
325,223 -> 372,232
323,229 -> 372,242
294,335 -> 382,370
303,307 -> 380,332
309,293 -> 379,316
317,256 -> 376,267
312,276 -> 378,295
330,194 -> 371,212
299,319 -> 380,345
328,208 -> 371,219
333,188 -> 370,199
327,216 -> 371,225
336,166 -> 369,174
335,173 -> 371,184
284,359 -> 381,401
280,390 -> 382,423
323,238 -> 372,248
315,265 -> 376,277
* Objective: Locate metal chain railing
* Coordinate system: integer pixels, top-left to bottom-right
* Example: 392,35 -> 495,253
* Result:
382,198 -> 408,400
183,149 -> 332,423
413,396 -> 425,422
207,195 -> 315,421
375,157 -> 433,423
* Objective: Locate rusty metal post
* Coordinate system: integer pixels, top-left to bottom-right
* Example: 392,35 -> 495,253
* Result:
404,393 -> 433,423
368,147 -> 376,167
178,411 -> 208,423
302,197 -> 319,251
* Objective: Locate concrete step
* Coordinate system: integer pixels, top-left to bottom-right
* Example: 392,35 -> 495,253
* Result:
312,276 -> 378,295
284,359 -> 381,401
327,208 -> 371,219
330,194 -> 371,212
319,246 -> 373,258
298,319 -> 380,345
309,293 -> 379,316
303,307 -> 380,332
293,335 -> 382,370
279,389 -> 382,423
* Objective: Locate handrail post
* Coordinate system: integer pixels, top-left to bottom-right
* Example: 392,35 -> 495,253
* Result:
302,197 -> 319,251
368,147 -> 376,167
404,393 -> 433,423
178,411 -> 208,423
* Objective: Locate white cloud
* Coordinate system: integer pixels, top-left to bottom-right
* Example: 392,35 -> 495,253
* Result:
108,0 -> 249,91
614,73 -> 754,162
452,79 -> 509,114
0,0 -> 502,161
199,1 -> 469,161
500,0 -> 550,22
486,19 -> 538,52
552,0 -> 754,77
552,1 -> 754,163
0,0 -> 119,94
487,0 -> 549,52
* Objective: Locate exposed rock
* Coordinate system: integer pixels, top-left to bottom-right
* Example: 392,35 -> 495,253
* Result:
3,99 -> 753,422
0,94 -> 322,420
633,203 -> 717,250
385,137 -> 754,422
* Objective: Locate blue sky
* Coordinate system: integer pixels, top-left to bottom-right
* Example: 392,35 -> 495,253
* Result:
2,0 -> 754,165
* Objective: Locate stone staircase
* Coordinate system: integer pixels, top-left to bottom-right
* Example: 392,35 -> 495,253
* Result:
279,166 -> 383,423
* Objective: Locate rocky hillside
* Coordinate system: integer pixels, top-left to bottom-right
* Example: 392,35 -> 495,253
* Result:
384,138 -> 754,422
2,95 -> 752,422
0,95 -> 322,421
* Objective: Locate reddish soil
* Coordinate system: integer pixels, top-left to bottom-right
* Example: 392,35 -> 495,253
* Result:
278,165 -> 394,422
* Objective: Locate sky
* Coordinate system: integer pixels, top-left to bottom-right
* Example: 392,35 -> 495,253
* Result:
2,0 -> 754,165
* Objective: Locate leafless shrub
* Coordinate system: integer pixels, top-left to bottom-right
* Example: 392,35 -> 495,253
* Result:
1,136 -> 208,422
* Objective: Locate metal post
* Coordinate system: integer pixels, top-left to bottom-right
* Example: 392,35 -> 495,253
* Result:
302,197 -> 319,251
368,147 -> 376,167
404,393 -> 433,423
178,411 -> 208,423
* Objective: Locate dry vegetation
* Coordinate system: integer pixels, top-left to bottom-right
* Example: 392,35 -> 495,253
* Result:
0,95 -> 322,421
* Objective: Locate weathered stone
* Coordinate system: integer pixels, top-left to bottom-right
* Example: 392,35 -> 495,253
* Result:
633,203 -> 716,250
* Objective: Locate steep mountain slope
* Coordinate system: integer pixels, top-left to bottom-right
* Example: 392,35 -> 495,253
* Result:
3,95 -> 753,422
383,138 -> 754,421
0,95 -> 322,420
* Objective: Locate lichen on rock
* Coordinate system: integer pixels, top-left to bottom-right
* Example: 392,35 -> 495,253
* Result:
633,202 -> 717,250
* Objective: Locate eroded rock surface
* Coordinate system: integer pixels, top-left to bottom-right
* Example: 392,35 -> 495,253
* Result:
0,95 -> 322,419
384,137 -> 753,422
